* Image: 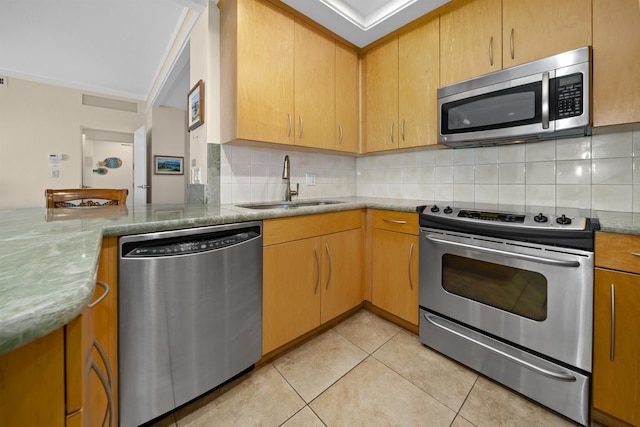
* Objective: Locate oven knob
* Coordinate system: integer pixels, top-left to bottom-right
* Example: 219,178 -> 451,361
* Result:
534,213 -> 548,223
444,206 -> 453,214
430,205 -> 440,213
556,214 -> 572,225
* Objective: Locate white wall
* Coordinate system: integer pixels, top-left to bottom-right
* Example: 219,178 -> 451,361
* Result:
83,139 -> 134,205
150,106 -> 188,204
0,78 -> 145,208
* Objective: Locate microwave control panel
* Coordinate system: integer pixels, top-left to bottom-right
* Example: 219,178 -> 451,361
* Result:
556,73 -> 583,119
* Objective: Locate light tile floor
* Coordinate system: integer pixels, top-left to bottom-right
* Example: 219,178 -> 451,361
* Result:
153,309 -> 579,427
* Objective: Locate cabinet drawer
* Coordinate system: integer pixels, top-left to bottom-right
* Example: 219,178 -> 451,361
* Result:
263,210 -> 363,246
595,232 -> 640,273
372,209 -> 418,235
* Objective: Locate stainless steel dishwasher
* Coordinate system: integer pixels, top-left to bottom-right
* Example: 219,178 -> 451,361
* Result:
118,221 -> 262,427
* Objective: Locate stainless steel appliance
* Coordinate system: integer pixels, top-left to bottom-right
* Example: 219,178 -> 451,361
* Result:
417,205 -> 599,425
118,222 -> 262,427
438,46 -> 591,147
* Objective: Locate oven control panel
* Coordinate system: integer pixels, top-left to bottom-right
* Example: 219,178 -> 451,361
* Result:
420,205 -> 588,230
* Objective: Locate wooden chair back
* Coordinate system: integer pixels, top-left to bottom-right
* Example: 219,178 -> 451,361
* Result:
45,188 -> 128,208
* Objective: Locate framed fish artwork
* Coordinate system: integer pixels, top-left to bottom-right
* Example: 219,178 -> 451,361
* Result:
154,155 -> 184,175
187,79 -> 204,132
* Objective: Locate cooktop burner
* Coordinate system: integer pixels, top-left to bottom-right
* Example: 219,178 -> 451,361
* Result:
416,204 -> 600,250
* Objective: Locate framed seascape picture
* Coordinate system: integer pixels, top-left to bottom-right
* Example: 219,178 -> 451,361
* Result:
187,79 -> 204,131
154,155 -> 184,175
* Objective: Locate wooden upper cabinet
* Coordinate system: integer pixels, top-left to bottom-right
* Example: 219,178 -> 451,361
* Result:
440,0 -> 591,85
593,0 -> 640,127
365,37 -> 399,153
335,42 -> 359,153
440,0 -> 502,86
502,0 -> 591,68
399,17 -> 439,148
220,0 -> 295,145
294,21 -> 335,150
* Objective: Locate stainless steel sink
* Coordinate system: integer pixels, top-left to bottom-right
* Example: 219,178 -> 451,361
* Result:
237,200 -> 344,210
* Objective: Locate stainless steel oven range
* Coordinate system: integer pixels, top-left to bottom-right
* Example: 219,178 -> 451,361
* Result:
417,205 -> 600,426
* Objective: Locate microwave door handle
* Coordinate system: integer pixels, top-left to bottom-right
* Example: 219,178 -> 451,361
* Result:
542,71 -> 550,129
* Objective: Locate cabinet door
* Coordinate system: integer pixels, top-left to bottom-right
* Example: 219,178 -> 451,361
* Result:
502,0 -> 591,68
263,237 -> 322,354
440,0 -> 502,86
321,228 -> 363,323
399,16 -> 439,149
364,37 -> 398,153
335,41 -> 359,153
371,229 -> 419,325
231,0 -> 295,145
593,0 -> 640,127
593,268 -> 640,426
294,20 -> 335,149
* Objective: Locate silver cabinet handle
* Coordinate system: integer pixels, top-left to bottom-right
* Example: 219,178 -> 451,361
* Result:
287,113 -> 292,137
408,243 -> 414,291
630,252 -> 640,257
424,313 -> 577,382
610,283 -> 616,362
313,246 -> 320,294
338,124 -> 343,145
390,122 -> 394,143
299,115 -> 303,138
489,36 -> 493,66
383,219 -> 407,224
92,339 -> 114,427
325,243 -> 332,290
510,28 -> 515,60
424,234 -> 580,267
401,119 -> 405,142
88,280 -> 110,309
541,71 -> 550,129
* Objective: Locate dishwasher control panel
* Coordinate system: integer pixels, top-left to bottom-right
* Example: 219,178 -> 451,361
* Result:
122,229 -> 260,257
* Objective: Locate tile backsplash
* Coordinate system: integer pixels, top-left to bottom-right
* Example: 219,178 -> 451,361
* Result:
219,124 -> 640,212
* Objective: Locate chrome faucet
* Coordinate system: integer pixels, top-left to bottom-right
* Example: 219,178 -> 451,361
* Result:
282,155 -> 299,202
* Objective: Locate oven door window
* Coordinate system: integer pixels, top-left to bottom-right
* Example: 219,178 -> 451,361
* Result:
441,81 -> 542,135
442,254 -> 547,321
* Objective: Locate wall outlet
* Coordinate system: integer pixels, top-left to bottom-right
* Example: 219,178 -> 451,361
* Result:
305,173 -> 316,186
51,169 -> 60,178
0,76 -> 7,88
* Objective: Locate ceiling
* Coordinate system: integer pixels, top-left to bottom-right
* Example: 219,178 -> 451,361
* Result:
0,0 -> 447,108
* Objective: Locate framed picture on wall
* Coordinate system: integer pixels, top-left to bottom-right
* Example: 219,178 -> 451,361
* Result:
187,79 -> 204,132
154,155 -> 184,175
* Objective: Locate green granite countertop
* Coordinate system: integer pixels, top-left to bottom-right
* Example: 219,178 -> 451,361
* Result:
0,197 -> 419,356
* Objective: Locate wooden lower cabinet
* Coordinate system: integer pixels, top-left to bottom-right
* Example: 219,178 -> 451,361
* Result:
0,328 -> 66,427
262,211 -> 363,355
593,268 -> 640,426
371,228 -> 419,325
66,236 -> 118,426
369,210 -> 419,325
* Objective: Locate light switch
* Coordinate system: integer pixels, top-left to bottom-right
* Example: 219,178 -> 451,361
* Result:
305,173 -> 316,186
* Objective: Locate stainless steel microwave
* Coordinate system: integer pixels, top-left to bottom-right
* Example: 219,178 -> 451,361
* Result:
438,46 -> 591,148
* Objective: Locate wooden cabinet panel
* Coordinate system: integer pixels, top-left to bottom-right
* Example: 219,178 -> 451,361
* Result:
321,228 -> 363,323
502,0 -> 591,68
596,232 -> 640,274
593,0 -> 640,126
372,209 -> 418,235
335,41 -> 359,153
593,268 -> 640,426
221,0 -> 295,145
364,37 -> 399,153
263,210 -> 362,246
0,328 -> 65,427
263,237 -> 322,354
294,21 -> 335,149
398,17 -> 439,149
371,228 -> 419,325
440,0 -> 502,86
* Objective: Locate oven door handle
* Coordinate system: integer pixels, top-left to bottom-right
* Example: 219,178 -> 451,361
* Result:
423,313 -> 577,382
424,235 -> 581,267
